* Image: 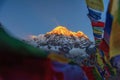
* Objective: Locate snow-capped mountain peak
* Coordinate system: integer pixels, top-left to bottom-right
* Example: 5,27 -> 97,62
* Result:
25,26 -> 96,66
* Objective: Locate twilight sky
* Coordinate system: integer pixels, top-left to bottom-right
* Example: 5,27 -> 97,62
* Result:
0,0 -> 109,41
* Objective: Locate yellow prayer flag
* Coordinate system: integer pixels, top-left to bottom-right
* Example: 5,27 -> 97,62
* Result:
48,53 -> 70,63
110,0 -> 120,58
86,0 -> 104,11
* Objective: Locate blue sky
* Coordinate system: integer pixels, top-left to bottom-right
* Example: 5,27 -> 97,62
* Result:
0,0 -> 109,41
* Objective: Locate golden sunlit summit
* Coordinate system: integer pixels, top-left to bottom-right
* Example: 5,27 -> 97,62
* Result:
46,26 -> 88,38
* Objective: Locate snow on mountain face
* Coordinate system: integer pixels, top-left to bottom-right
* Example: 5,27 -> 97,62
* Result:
25,26 -> 96,66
